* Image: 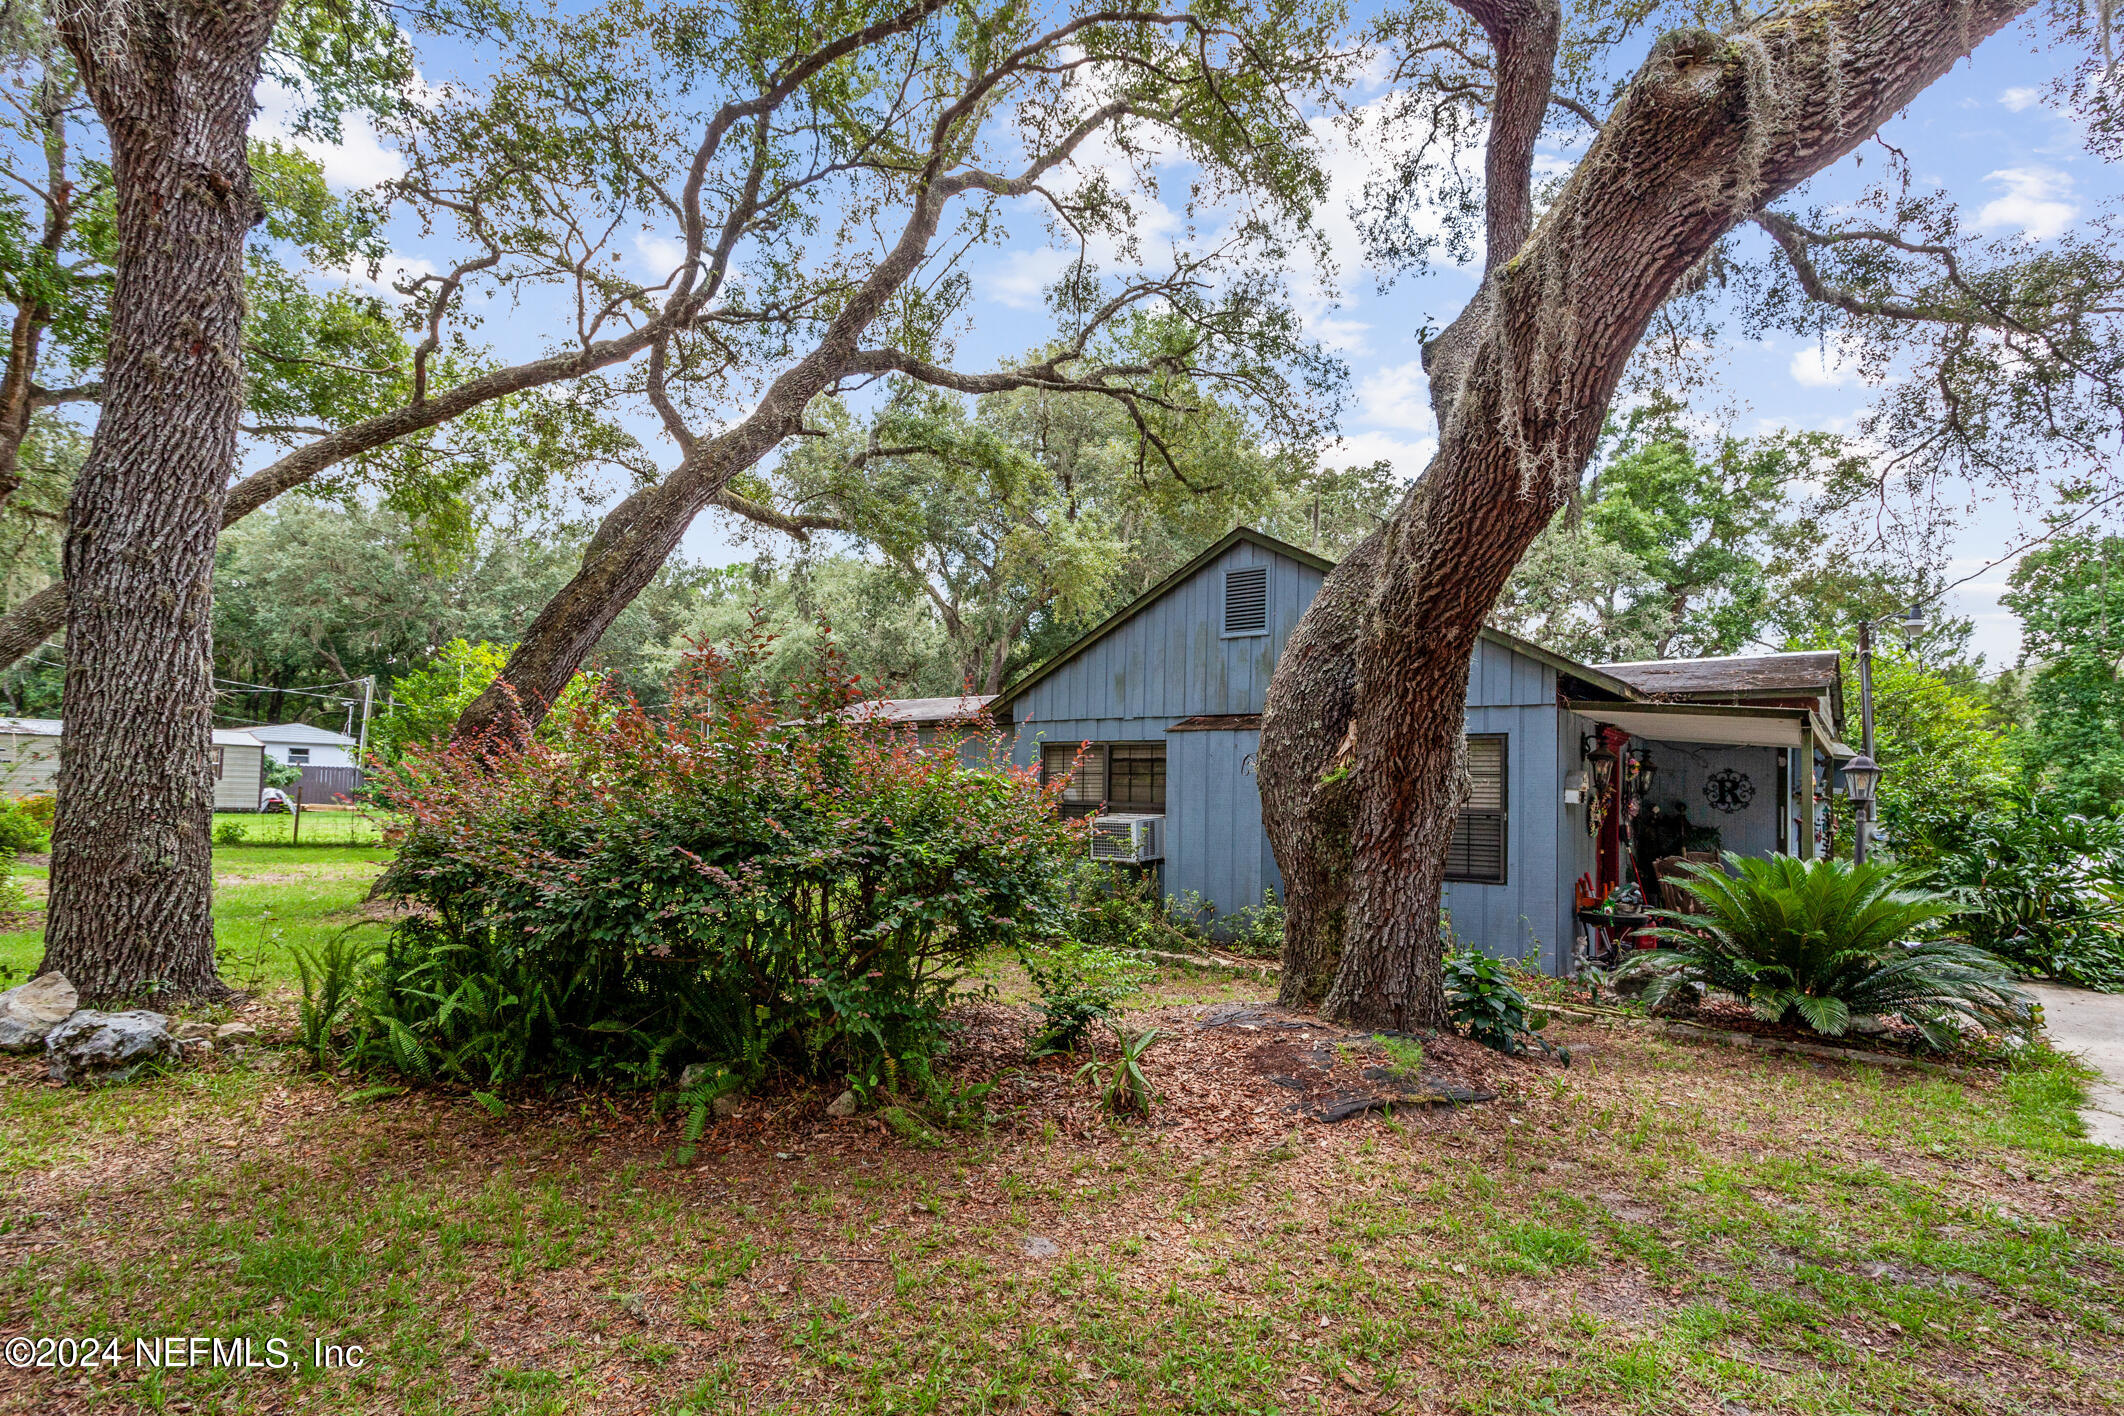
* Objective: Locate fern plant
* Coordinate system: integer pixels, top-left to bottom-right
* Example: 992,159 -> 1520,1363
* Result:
289,929 -> 380,1066
1638,854 -> 2030,1050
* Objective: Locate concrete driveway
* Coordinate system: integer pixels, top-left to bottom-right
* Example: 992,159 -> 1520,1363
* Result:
2028,982 -> 2124,1147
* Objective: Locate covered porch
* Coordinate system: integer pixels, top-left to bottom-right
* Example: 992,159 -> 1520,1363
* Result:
1564,700 -> 1850,963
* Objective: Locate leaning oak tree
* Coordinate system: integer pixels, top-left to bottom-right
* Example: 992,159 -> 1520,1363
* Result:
430,0 -> 1349,741
8,0 -> 752,998
1260,0 -> 2124,1027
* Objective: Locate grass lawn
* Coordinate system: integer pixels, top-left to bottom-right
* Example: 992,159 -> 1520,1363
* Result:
0,839 -> 392,995
1,854 -> 2120,1415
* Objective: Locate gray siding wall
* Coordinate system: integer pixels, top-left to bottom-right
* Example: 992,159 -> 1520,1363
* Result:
215,745 -> 264,811
1011,540 -> 1324,730
0,735 -> 58,797
1166,728 -> 1275,919
1636,742 -> 1782,859
1442,645 -> 1579,974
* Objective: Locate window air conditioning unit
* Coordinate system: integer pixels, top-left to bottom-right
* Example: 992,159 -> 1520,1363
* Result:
1090,813 -> 1164,864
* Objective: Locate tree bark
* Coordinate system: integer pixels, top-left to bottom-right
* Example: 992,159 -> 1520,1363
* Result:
1263,0 -> 2030,1029
38,0 -> 283,1002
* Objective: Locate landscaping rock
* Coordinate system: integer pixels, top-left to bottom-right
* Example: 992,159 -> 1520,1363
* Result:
827,1089 -> 858,1118
173,1020 -> 216,1042
1846,1015 -> 1891,1037
1646,981 -> 1704,1018
45,1010 -> 176,1084
1020,1235 -> 1061,1259
0,972 -> 77,1052
213,1022 -> 259,1044
711,1093 -> 741,1119
678,1063 -> 712,1089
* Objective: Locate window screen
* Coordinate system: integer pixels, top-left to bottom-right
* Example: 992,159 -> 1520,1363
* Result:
1223,565 -> 1269,635
1042,742 -> 1105,817
1107,743 -> 1165,809
1444,734 -> 1507,884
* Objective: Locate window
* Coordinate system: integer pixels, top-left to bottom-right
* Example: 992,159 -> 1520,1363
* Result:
1041,741 -> 1166,816
1222,565 -> 1269,636
1444,734 -> 1507,884
1042,742 -> 1105,818
286,747 -> 310,765
211,747 -> 225,780
1106,743 -> 1165,810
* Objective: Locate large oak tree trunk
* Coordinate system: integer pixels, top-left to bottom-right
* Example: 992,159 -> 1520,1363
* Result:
1262,0 -> 2028,1028
38,0 -> 282,1002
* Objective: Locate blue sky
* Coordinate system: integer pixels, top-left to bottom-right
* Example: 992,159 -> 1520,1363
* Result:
252,8 -> 2117,671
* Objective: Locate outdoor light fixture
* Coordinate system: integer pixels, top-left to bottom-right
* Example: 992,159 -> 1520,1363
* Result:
1626,749 -> 1657,797
1587,746 -> 1618,797
1841,752 -> 1882,805
1900,602 -> 1928,644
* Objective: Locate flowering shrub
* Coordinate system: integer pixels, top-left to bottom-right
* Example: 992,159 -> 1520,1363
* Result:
361,637 -> 1082,1090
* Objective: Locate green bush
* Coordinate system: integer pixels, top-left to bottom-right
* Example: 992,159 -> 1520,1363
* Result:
1444,947 -> 1552,1056
13,793 -> 53,826
0,801 -> 49,855
1642,854 -> 2031,1049
358,642 -> 1081,1092
1021,933 -> 1154,1056
1919,794 -> 2124,992
213,817 -> 248,846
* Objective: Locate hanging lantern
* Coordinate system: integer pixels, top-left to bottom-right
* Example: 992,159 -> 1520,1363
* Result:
1587,746 -> 1618,797
1626,749 -> 1657,797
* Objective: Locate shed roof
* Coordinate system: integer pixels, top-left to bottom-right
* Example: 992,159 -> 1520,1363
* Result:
1592,650 -> 1842,701
249,722 -> 359,745
834,695 -> 995,725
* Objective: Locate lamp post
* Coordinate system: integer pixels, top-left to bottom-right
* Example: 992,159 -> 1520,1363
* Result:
1850,602 -> 1926,865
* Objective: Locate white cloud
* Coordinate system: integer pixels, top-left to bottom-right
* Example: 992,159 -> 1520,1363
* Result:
1353,358 -> 1438,436
1786,333 -> 1882,391
1328,429 -> 1435,479
981,246 -> 1073,311
330,253 -> 442,303
1976,166 -> 2078,241
253,82 -> 407,190
1999,86 -> 2042,113
634,231 -> 689,278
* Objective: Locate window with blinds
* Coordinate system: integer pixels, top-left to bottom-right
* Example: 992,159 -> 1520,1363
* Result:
1444,734 -> 1508,884
1222,565 -> 1269,635
1042,742 -> 1105,817
1107,743 -> 1165,809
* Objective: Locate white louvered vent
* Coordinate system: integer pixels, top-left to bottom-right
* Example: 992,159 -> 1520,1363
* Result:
1223,566 -> 1269,635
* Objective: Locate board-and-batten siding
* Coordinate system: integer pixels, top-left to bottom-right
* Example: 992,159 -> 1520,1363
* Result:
1007,541 -> 1322,919
1441,637 -> 1583,976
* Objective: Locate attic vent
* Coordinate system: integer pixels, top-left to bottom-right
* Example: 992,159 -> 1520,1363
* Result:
1223,566 -> 1269,635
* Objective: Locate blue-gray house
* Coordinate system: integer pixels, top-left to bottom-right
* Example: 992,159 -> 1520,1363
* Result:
866,528 -> 1849,974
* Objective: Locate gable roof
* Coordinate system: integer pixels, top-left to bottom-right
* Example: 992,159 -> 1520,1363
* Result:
992,526 -> 1647,714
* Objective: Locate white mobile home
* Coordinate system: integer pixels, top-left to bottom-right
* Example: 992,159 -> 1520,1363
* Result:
0,719 -> 267,811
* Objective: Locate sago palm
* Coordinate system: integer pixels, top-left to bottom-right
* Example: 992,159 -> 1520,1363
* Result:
1636,854 -> 2030,1050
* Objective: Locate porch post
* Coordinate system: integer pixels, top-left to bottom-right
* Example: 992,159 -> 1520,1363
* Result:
1797,724 -> 1816,861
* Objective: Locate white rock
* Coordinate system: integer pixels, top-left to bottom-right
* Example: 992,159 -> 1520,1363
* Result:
0,972 -> 78,1052
827,1089 -> 858,1118
213,1022 -> 258,1044
45,1010 -> 175,1084
173,1020 -> 216,1042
